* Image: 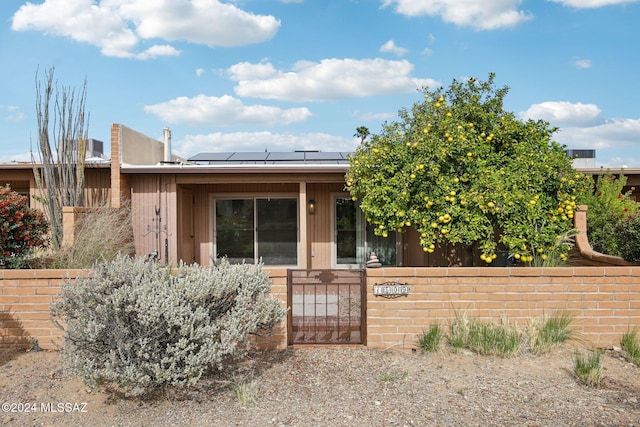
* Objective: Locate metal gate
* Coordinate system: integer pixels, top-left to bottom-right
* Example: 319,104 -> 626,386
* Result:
287,269 -> 366,345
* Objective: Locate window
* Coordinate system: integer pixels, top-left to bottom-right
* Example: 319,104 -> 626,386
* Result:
214,197 -> 298,265
334,197 -> 398,267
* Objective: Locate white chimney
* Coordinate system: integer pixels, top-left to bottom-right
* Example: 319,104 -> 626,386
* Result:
163,127 -> 172,163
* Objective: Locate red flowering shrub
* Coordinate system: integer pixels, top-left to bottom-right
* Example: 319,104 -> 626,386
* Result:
0,186 -> 49,267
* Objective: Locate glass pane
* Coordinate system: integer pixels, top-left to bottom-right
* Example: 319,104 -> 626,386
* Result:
365,226 -> 397,266
215,199 -> 254,263
336,197 -> 397,266
256,198 -> 298,265
336,198 -> 358,264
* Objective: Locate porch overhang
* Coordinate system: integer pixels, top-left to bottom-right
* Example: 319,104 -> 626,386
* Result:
119,163 -> 349,175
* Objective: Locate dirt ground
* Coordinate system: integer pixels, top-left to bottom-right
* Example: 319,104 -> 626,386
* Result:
1,344 -> 639,427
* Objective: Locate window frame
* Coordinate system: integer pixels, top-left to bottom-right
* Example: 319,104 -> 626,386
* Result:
209,193 -> 300,267
331,193 -> 402,268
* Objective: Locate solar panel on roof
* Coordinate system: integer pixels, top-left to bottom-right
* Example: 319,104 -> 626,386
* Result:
188,151 -> 352,165
228,152 -> 269,162
305,151 -> 342,160
267,152 -> 305,161
188,152 -> 233,162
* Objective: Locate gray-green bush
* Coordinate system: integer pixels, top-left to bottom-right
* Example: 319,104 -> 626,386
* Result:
51,255 -> 286,396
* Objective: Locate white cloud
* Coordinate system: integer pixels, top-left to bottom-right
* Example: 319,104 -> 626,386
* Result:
11,0 -> 280,59
520,101 -> 640,167
227,62 -> 280,81
380,40 -> 408,56
144,94 -> 312,126
572,57 -> 593,69
548,0 -> 640,8
353,110 -> 396,122
519,101 -> 602,127
594,155 -> 640,169
196,68 -> 205,77
2,106 -> 26,122
228,58 -> 439,101
554,118 -> 640,151
134,44 -> 181,60
381,0 -> 532,30
175,131 -> 355,157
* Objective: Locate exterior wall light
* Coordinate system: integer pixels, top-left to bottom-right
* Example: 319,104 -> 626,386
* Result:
308,199 -> 316,214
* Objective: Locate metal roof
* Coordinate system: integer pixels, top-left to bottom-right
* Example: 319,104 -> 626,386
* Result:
188,151 -> 351,165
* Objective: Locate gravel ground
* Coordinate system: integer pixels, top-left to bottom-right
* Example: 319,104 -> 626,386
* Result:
1,345 -> 640,427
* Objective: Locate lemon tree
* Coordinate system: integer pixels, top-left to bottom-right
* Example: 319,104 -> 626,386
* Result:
346,74 -> 591,266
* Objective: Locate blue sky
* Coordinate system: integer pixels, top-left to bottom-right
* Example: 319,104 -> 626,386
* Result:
1,0 -> 639,167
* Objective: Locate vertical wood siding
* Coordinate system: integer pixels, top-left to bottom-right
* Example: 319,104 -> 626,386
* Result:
83,168 -> 111,207
308,183 -> 347,269
130,175 -> 162,259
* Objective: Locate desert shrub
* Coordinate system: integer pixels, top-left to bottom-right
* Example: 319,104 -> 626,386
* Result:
379,368 -> 408,383
578,170 -> 638,256
620,330 -> 640,365
448,313 -> 520,357
528,311 -> 576,355
573,350 -> 603,387
233,374 -> 261,407
448,312 -> 470,350
615,213 -> 640,263
0,185 -> 49,268
50,202 -> 135,268
466,320 -> 521,357
51,255 -> 286,397
418,323 -> 442,353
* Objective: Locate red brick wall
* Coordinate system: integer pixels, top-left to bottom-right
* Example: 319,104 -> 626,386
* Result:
0,269 -> 87,349
3,267 -> 640,351
366,266 -> 640,350
0,268 -> 287,351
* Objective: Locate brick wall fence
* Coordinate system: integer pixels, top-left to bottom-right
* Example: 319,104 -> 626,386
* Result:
2,266 -> 640,351
0,269 -> 87,350
0,267 -> 288,351
366,266 -> 640,350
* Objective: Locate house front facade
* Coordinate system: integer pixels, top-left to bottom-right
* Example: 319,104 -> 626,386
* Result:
111,124 -> 467,269
3,124 -> 640,350
3,123 -> 639,270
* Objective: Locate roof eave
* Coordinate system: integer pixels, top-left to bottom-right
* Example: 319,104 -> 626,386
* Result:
119,163 -> 350,174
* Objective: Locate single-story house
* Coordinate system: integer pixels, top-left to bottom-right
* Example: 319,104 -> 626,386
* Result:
2,123 -> 639,269
2,124 -> 640,349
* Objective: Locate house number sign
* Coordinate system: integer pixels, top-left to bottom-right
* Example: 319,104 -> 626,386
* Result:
373,282 -> 410,298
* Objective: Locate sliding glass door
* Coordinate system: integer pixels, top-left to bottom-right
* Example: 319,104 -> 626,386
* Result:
214,197 -> 298,266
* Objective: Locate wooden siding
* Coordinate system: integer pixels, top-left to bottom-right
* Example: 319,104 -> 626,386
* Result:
0,166 -> 110,212
83,168 -> 111,207
307,183 -> 347,269
129,175 -> 166,261
403,228 -> 467,267
124,172 -> 507,268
